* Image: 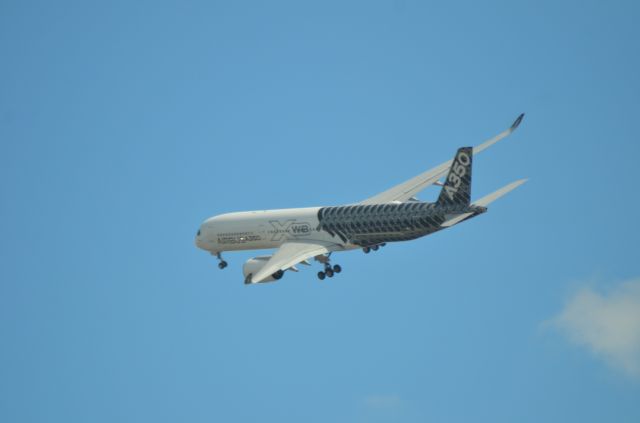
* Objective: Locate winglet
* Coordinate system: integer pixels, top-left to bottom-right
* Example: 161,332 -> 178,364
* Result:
510,113 -> 525,131
472,113 -> 526,156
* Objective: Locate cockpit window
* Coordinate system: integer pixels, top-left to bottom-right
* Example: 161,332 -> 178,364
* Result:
197,229 -> 201,236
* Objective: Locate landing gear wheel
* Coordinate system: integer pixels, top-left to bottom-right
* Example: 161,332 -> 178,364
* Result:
216,253 -> 228,269
372,245 -> 379,251
325,268 -> 334,278
333,264 -> 342,273
317,271 -> 326,280
363,247 -> 371,254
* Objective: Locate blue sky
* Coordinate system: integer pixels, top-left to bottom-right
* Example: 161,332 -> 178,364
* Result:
1,1 -> 640,422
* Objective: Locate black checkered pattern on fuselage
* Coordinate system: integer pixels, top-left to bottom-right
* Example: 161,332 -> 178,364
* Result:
317,201 -> 484,246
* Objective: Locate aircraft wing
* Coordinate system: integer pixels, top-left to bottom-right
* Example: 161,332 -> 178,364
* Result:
359,114 -> 524,205
250,240 -> 342,283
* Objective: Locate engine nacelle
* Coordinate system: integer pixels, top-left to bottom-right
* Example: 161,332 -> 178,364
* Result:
243,256 -> 284,284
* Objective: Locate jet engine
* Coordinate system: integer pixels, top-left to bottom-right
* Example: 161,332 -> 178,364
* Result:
243,256 -> 284,284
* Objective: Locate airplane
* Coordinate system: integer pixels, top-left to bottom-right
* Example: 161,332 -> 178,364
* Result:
195,114 -> 527,285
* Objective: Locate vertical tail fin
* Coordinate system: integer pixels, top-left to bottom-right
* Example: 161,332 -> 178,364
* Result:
436,147 -> 473,207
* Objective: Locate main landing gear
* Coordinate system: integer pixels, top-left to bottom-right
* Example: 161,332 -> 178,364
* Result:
215,252 -> 228,269
316,253 -> 342,280
362,243 -> 386,254
317,264 -> 342,280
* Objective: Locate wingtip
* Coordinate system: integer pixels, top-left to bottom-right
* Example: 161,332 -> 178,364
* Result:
512,178 -> 529,187
510,113 -> 525,131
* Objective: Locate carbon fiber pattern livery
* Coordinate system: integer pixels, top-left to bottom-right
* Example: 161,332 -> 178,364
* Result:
317,201 -> 486,246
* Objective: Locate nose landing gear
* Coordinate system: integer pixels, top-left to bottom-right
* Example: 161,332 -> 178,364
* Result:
215,252 -> 228,269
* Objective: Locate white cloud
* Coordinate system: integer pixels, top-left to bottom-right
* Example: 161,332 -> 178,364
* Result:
551,279 -> 640,378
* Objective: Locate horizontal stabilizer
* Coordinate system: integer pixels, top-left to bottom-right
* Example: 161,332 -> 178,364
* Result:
441,212 -> 473,227
473,179 -> 528,207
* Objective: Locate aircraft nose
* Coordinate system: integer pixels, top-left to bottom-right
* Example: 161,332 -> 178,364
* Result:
195,228 -> 206,250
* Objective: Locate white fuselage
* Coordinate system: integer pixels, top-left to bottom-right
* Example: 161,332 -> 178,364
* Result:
195,207 -> 357,254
